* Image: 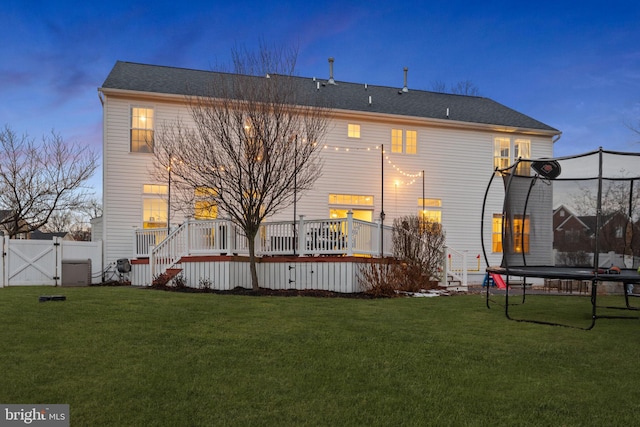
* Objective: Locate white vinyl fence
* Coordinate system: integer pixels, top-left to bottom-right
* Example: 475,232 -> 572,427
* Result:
0,236 -> 102,287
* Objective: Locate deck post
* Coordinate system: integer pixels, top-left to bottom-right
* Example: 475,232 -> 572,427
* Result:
230,220 -> 237,254
441,246 -> 448,288
185,217 -> 191,255
462,250 -> 468,286
149,244 -> 156,280
298,215 -> 306,256
346,210 -> 354,256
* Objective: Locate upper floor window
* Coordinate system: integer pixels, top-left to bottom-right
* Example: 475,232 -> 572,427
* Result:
406,130 -> 417,154
392,129 -> 403,153
244,120 -> 265,161
494,137 -> 530,175
493,137 -> 510,170
131,107 -> 154,153
348,124 -> 360,138
391,129 -> 417,154
514,139 -> 531,176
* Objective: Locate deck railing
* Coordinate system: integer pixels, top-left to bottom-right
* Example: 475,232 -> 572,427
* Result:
138,214 -> 394,272
135,215 -> 476,288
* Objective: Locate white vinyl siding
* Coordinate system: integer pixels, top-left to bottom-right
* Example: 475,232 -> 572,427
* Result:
102,96 -> 554,272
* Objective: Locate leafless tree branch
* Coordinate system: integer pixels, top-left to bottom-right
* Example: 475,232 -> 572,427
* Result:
0,125 -> 98,237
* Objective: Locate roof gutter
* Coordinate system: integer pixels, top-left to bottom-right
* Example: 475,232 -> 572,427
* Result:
97,88 -> 104,106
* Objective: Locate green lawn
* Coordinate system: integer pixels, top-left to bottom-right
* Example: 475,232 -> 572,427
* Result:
1,286 -> 639,426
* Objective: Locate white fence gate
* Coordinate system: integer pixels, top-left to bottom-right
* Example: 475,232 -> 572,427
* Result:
0,236 -> 102,287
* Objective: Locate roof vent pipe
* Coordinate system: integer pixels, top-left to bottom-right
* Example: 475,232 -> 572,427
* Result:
368,95 -> 372,105
328,57 -> 336,85
402,67 -> 409,92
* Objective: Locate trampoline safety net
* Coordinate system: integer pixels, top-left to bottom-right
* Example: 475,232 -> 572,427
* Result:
484,149 -> 640,271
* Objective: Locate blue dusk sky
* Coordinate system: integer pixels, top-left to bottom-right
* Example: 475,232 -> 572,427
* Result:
1,0 -> 639,196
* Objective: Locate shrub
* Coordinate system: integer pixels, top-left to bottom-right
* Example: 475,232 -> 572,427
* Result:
360,215 -> 445,295
199,277 -> 214,290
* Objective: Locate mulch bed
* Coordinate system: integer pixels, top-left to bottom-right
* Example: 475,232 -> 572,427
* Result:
92,281 -> 455,299
149,284 -> 381,298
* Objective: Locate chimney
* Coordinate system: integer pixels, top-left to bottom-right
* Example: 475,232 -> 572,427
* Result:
328,57 -> 336,85
402,67 -> 408,92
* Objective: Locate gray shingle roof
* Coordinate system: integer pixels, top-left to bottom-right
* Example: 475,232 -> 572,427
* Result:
101,61 -> 559,133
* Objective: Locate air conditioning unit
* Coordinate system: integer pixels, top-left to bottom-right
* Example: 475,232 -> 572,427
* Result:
61,259 -> 92,287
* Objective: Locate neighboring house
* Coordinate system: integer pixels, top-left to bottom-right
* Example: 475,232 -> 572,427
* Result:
0,210 -> 30,239
28,230 -> 75,241
553,205 -> 640,257
553,205 -> 592,253
98,60 -> 560,277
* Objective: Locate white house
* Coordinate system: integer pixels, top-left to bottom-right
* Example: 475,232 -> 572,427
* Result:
96,60 -> 560,287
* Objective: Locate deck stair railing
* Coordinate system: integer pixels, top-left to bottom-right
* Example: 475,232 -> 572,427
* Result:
444,246 -> 468,287
149,218 -> 240,278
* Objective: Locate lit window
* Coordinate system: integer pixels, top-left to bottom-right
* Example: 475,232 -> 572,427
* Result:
512,215 -> 530,253
143,198 -> 167,229
329,194 -> 374,222
143,184 -> 168,195
392,129 -> 403,153
348,124 -> 360,138
418,198 -> 442,208
418,198 -> 442,224
420,210 -> 441,223
329,209 -> 372,222
494,137 -> 531,175
329,194 -> 374,206
244,120 -> 264,161
406,130 -> 417,154
492,214 -> 530,253
131,107 -> 154,153
194,187 -> 218,220
494,137 -> 510,170
142,184 -> 167,228
492,214 -> 503,252
514,139 -> 531,176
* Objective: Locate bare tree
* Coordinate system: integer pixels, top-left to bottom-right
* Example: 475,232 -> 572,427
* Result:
573,179 -> 640,220
450,80 -> 480,96
154,44 -> 332,290
41,209 -> 92,241
81,197 -> 103,219
0,125 -> 98,237
431,79 -> 480,96
572,179 -> 640,257
430,80 -> 448,93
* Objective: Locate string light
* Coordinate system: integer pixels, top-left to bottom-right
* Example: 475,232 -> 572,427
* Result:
321,143 -> 422,186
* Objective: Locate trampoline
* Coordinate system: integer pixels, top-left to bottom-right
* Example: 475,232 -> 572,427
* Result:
481,148 -> 640,329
